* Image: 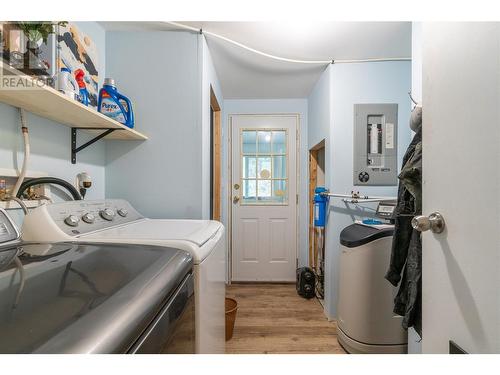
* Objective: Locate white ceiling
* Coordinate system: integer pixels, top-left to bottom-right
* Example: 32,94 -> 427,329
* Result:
100,22 -> 412,99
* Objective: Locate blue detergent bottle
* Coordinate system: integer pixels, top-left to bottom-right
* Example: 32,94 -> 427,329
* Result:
98,78 -> 134,128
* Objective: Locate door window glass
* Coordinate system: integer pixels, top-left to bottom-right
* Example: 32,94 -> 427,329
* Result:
257,157 -> 272,179
242,131 -> 257,154
257,131 -> 272,154
242,156 -> 257,178
272,131 -> 286,154
241,129 -> 288,205
273,180 -> 287,204
242,179 -> 256,202
272,156 -> 286,178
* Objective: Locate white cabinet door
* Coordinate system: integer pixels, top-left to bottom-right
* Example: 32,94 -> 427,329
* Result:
422,23 -> 500,353
230,115 -> 298,281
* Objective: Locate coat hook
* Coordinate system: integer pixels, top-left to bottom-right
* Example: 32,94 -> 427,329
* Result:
408,90 -> 419,105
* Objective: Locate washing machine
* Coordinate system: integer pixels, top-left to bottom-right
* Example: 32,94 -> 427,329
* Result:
0,208 -> 195,354
21,199 -> 226,354
337,203 -> 407,354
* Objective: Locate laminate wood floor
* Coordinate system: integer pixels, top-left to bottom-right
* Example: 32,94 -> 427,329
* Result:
225,283 -> 346,354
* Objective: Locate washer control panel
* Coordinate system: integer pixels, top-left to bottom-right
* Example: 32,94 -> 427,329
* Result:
45,199 -> 143,236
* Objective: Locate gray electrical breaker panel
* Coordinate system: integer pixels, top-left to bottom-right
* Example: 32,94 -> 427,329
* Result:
353,104 -> 398,186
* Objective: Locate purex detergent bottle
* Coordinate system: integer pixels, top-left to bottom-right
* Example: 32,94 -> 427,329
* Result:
98,78 -> 134,128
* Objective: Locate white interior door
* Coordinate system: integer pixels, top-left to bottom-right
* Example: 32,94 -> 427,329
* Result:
230,115 -> 298,282
422,23 -> 500,353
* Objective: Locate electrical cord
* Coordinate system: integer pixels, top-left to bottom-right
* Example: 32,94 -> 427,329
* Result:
164,21 -> 411,65
11,108 -> 30,197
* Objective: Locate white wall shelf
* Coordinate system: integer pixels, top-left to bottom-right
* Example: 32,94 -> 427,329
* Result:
0,61 -> 147,162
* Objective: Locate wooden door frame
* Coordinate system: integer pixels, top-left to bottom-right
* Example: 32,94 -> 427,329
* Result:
227,113 -> 301,282
210,86 -> 222,221
309,149 -> 319,270
308,140 -> 325,270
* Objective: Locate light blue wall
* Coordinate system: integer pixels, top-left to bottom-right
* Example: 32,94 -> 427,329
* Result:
308,65 -> 332,149
411,22 -> 423,104
308,61 -> 412,319
222,99 -> 309,267
201,35 -> 224,220
0,22 -> 107,225
105,31 -> 203,219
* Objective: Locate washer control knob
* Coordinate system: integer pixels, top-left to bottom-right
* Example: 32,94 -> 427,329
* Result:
82,213 -> 95,224
99,208 -> 115,221
64,215 -> 80,227
117,208 -> 128,217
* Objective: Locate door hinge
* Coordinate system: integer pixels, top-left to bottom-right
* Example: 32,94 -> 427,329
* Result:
296,194 -> 299,204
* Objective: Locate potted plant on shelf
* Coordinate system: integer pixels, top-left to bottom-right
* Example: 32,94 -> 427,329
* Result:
13,21 -> 66,75
0,24 -> 8,63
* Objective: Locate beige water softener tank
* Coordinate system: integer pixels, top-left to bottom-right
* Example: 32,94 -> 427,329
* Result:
337,223 -> 408,354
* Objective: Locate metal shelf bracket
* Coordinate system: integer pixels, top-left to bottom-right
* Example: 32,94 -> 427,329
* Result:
71,128 -> 118,164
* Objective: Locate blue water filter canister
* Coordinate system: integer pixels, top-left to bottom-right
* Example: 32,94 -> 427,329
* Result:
313,187 -> 329,227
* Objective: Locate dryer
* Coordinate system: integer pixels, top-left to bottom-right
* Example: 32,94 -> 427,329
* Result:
22,199 -> 226,354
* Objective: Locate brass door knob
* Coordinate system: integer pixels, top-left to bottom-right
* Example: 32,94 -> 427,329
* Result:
233,196 -> 240,204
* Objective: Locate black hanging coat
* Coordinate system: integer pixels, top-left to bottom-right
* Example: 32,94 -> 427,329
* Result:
385,127 -> 423,336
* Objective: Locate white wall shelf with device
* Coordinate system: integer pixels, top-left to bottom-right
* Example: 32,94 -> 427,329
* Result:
0,61 -> 147,163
